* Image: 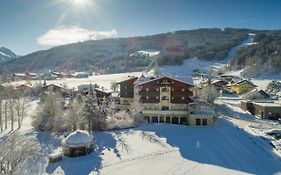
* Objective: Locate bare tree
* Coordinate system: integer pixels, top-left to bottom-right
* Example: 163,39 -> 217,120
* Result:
0,132 -> 40,175
110,81 -> 117,92
67,94 -> 84,131
194,84 -> 219,103
14,91 -> 31,129
130,89 -> 143,124
9,97 -> 15,131
4,96 -> 8,130
0,93 -> 2,132
1,65 -> 10,83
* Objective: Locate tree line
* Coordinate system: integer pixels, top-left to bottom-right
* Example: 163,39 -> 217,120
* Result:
231,30 -> 281,74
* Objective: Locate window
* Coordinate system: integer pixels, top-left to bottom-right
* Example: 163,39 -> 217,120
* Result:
182,97 -> 185,100
161,87 -> 168,92
152,116 -> 158,123
160,117 -> 165,123
196,119 -> 201,125
146,88 -> 149,91
161,96 -> 169,100
202,119 -> 207,125
166,117 -> 170,123
156,96 -> 159,99
182,89 -> 185,92
146,96 -> 149,99
156,88 -> 159,91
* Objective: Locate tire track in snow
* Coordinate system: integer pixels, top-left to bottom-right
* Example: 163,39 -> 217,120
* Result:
100,148 -> 178,172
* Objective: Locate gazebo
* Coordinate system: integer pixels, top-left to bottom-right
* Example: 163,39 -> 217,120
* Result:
61,130 -> 95,157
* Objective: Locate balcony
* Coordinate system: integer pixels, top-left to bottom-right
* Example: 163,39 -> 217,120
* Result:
142,110 -> 189,115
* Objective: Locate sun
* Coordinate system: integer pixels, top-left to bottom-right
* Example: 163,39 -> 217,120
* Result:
72,0 -> 89,6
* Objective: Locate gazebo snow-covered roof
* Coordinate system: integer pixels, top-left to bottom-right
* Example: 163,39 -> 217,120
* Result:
62,130 -> 94,147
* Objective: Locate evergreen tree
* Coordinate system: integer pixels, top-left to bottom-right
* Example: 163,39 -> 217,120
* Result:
82,84 -> 100,131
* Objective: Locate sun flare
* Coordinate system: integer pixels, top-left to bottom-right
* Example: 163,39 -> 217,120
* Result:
72,0 -> 89,6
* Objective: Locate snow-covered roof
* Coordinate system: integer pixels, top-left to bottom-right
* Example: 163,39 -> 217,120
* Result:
62,130 -> 94,146
253,102 -> 281,107
135,75 -> 193,86
13,73 -> 26,77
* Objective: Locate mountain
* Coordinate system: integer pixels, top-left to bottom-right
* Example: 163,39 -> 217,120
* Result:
230,30 -> 281,77
2,28 -> 253,74
0,47 -> 17,63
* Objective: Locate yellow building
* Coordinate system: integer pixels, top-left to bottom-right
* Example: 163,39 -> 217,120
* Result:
230,80 -> 256,94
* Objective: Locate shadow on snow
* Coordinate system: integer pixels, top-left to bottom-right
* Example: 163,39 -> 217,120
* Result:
136,118 -> 281,175
46,131 -> 119,175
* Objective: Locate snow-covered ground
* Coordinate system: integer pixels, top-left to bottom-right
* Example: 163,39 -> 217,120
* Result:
1,79 -> 281,175
45,118 -> 281,175
0,98 -> 39,137
6,72 -> 142,91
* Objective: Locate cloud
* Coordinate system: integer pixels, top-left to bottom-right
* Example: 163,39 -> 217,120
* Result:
37,26 -> 117,46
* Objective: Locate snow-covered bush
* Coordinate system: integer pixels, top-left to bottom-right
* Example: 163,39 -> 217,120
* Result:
194,85 -> 219,103
32,92 -> 64,131
106,111 -> 136,130
266,80 -> 281,95
243,91 -> 266,100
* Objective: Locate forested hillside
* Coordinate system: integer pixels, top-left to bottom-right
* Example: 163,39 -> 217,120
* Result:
2,28 -> 250,73
231,30 -> 281,74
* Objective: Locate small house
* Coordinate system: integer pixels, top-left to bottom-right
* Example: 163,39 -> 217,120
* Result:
230,80 -> 257,94
211,80 -> 229,92
42,84 -> 64,93
15,84 -> 33,94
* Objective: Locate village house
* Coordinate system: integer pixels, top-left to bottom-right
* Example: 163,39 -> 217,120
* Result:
77,84 -> 111,104
114,76 -> 138,111
220,75 -> 236,83
134,76 -> 214,125
230,80 -> 257,94
15,84 -> 33,95
42,84 -> 64,93
12,73 -> 38,81
241,101 -> 281,120
211,79 -> 229,92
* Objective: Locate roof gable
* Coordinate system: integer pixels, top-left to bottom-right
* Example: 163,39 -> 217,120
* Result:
136,76 -> 193,87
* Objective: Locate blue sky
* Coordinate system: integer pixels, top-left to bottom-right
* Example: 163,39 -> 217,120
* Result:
1,0 -> 281,55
